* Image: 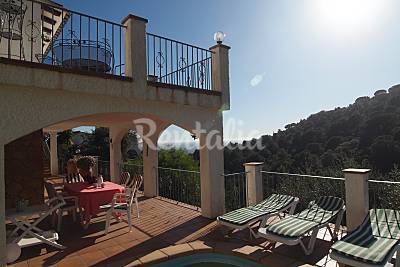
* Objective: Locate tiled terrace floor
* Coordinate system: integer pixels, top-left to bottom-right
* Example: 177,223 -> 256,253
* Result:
8,196 -> 343,267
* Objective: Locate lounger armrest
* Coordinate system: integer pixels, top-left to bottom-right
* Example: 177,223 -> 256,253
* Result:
307,201 -> 316,208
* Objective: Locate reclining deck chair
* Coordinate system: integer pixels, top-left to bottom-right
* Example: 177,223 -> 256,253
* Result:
257,196 -> 345,255
331,209 -> 400,267
217,194 -> 299,238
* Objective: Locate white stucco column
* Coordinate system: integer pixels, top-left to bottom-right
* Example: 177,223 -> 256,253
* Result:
109,127 -> 125,183
134,119 -> 167,198
143,138 -> 158,197
49,131 -> 58,176
199,116 -> 225,218
210,43 -> 231,110
122,14 -> 148,93
343,168 -> 370,231
244,162 -> 264,206
0,144 -> 5,266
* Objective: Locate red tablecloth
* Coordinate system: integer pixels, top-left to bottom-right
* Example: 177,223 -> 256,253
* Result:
64,182 -> 124,221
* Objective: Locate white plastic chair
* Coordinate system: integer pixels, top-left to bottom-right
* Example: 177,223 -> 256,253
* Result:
6,197 -> 66,263
102,189 -> 134,235
119,171 -> 131,187
44,182 -> 80,231
126,175 -> 143,218
64,173 -> 83,184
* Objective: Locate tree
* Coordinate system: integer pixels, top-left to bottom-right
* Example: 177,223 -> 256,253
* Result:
57,130 -> 74,163
222,86 -> 400,179
81,127 -> 110,161
158,148 -> 199,171
370,136 -> 400,172
122,130 -> 141,161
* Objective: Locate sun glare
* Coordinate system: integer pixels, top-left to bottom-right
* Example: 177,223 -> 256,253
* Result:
313,0 -> 390,37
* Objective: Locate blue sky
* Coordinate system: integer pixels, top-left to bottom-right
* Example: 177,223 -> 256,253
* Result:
65,0 -> 400,142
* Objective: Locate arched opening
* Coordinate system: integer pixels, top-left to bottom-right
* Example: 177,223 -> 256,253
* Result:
156,125 -> 201,208
51,126 -> 143,181
3,112 -> 169,211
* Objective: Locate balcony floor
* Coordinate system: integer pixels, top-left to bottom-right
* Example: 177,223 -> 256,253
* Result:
9,196 -> 344,267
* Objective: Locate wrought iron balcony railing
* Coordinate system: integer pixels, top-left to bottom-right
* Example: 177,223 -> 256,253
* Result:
1,0 -> 216,90
157,166 -> 201,208
0,0 -> 125,77
223,172 -> 248,212
146,33 -> 213,91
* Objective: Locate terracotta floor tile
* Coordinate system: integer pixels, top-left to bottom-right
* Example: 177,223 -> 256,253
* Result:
80,251 -> 108,266
260,251 -> 298,267
10,196 -> 340,267
100,244 -> 126,257
160,243 -> 194,258
138,250 -> 168,265
8,260 -> 29,267
57,256 -> 86,267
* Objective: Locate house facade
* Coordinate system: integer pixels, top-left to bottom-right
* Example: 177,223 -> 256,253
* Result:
0,1 -> 230,265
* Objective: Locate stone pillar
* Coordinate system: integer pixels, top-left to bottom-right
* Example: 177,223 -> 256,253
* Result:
0,144 -> 5,266
210,43 -> 231,110
343,168 -> 371,231
122,14 -> 148,92
49,131 -> 58,176
244,162 -> 264,206
199,117 -> 225,218
143,138 -> 158,197
109,127 -> 125,183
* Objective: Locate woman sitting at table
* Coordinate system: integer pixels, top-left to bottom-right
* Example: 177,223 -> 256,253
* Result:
76,156 -> 97,184
66,159 -> 84,183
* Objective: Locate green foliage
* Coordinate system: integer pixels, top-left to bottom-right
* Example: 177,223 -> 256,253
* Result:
56,130 -> 74,165
224,88 -> 400,178
87,127 -> 110,161
122,130 -> 141,161
74,127 -> 110,161
158,148 -> 199,171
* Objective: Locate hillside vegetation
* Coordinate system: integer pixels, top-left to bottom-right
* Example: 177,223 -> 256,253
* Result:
224,84 -> 400,179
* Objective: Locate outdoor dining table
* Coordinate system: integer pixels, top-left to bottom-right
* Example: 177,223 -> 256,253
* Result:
64,181 -> 124,226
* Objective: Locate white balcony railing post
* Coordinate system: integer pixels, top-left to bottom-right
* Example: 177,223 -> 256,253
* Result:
244,162 -> 264,206
210,43 -> 231,110
122,14 -> 148,89
343,168 -> 371,231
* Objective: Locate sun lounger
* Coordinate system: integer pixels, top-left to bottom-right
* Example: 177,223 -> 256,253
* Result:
257,196 -> 345,255
217,194 -> 299,238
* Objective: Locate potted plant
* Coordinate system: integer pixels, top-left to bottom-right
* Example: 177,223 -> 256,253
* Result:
76,156 -> 97,184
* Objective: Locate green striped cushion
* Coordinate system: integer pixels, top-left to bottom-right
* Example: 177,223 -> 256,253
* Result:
218,194 -> 296,226
264,196 -> 344,238
331,209 -> 400,265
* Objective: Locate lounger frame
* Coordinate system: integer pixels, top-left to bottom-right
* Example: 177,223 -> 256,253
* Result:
258,205 -> 345,255
217,197 -> 299,239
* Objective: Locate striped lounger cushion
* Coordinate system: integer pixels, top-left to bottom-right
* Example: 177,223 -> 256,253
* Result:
264,196 -> 344,238
331,209 -> 400,265
218,194 -> 296,226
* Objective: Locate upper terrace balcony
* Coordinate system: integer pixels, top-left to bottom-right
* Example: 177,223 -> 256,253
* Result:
0,0 -> 229,102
